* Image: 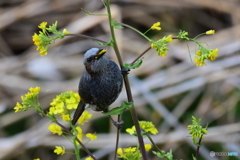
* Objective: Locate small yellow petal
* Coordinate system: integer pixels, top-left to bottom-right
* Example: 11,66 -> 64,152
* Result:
206,30 -> 215,35
85,157 -> 94,160
63,29 -> 70,34
144,144 -> 152,151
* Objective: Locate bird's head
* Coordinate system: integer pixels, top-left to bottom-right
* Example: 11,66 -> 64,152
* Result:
83,48 -> 109,74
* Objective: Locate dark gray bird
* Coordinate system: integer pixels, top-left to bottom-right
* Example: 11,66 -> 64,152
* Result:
72,48 -> 123,126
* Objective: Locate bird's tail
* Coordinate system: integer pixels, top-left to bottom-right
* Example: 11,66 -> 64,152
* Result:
71,100 -> 86,125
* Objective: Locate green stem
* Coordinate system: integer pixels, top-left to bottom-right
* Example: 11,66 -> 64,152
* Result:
105,1 -> 148,160
193,33 -> 205,40
146,133 -> 161,152
55,121 -> 96,160
118,22 -> 152,42
73,137 -> 81,160
143,28 -> 151,35
65,34 -> 108,43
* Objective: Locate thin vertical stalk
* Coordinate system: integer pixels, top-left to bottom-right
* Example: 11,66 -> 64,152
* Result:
105,0 -> 148,159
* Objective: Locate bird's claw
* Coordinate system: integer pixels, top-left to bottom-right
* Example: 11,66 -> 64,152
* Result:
113,120 -> 124,129
121,69 -> 130,75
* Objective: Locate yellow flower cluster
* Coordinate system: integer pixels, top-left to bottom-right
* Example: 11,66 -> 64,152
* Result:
32,22 -> 49,56
151,22 -> 161,30
73,125 -> 98,145
151,35 -> 173,57
126,121 -> 158,135
117,144 -> 152,160
187,116 -> 208,139
32,21 -> 70,56
14,86 -> 41,112
194,48 -> 218,67
48,91 -> 80,116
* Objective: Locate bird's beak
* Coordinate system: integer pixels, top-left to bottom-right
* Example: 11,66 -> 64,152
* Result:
95,49 -> 107,59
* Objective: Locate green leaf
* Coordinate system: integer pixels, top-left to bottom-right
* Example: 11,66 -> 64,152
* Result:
192,154 -> 197,160
123,58 -> 143,70
103,101 -> 133,115
111,21 -> 124,29
152,149 -> 173,160
95,39 -> 114,46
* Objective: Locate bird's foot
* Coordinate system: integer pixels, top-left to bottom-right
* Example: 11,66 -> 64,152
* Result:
113,120 -> 124,129
108,115 -> 124,129
121,69 -> 130,75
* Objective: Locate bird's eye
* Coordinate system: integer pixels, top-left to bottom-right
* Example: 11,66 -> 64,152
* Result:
87,58 -> 92,62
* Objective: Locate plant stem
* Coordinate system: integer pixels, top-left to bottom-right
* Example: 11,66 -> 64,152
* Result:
130,47 -> 151,65
66,34 -> 108,43
114,115 -> 121,160
195,134 -> 203,158
146,133 -> 162,152
55,121 -> 96,160
105,1 -> 148,160
118,22 -> 152,42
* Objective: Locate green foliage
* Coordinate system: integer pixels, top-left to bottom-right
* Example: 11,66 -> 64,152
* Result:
111,20 -> 124,29
152,149 -> 173,160
95,39 -> 114,46
123,58 -> 143,70
103,101 -> 133,115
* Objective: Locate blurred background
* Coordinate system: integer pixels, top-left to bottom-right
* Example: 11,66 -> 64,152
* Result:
0,0 -> 240,160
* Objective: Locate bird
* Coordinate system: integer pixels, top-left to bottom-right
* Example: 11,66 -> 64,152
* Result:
71,48 -> 123,127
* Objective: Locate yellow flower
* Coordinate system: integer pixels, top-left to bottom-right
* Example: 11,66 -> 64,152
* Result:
86,133 -> 98,140
76,126 -> 83,141
194,56 -> 206,67
33,158 -> 40,160
49,91 -> 79,116
38,22 -> 47,29
14,102 -> 26,112
195,50 -> 202,56
151,22 -> 161,30
39,48 -> 48,56
78,110 -> 92,125
117,148 -> 124,157
63,29 -> 70,34
32,33 -> 41,46
54,146 -> 65,155
126,121 -> 158,135
117,147 -> 141,159
207,48 -> 218,61
48,124 -> 62,135
144,144 -> 152,151
126,127 -> 135,135
29,86 -> 41,93
206,30 -> 215,35
61,114 -> 71,121
158,51 -> 167,57
202,129 -> 208,134
124,147 -> 137,153
140,121 -> 158,134
85,157 -> 94,160
165,35 -> 173,43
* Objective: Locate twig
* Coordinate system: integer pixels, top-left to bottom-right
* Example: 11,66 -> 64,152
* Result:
130,47 -> 151,65
195,134 -> 203,158
105,1 -> 148,160
55,121 -> 97,160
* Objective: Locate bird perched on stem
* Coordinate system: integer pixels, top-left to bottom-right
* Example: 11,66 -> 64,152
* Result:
72,48 -> 123,128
